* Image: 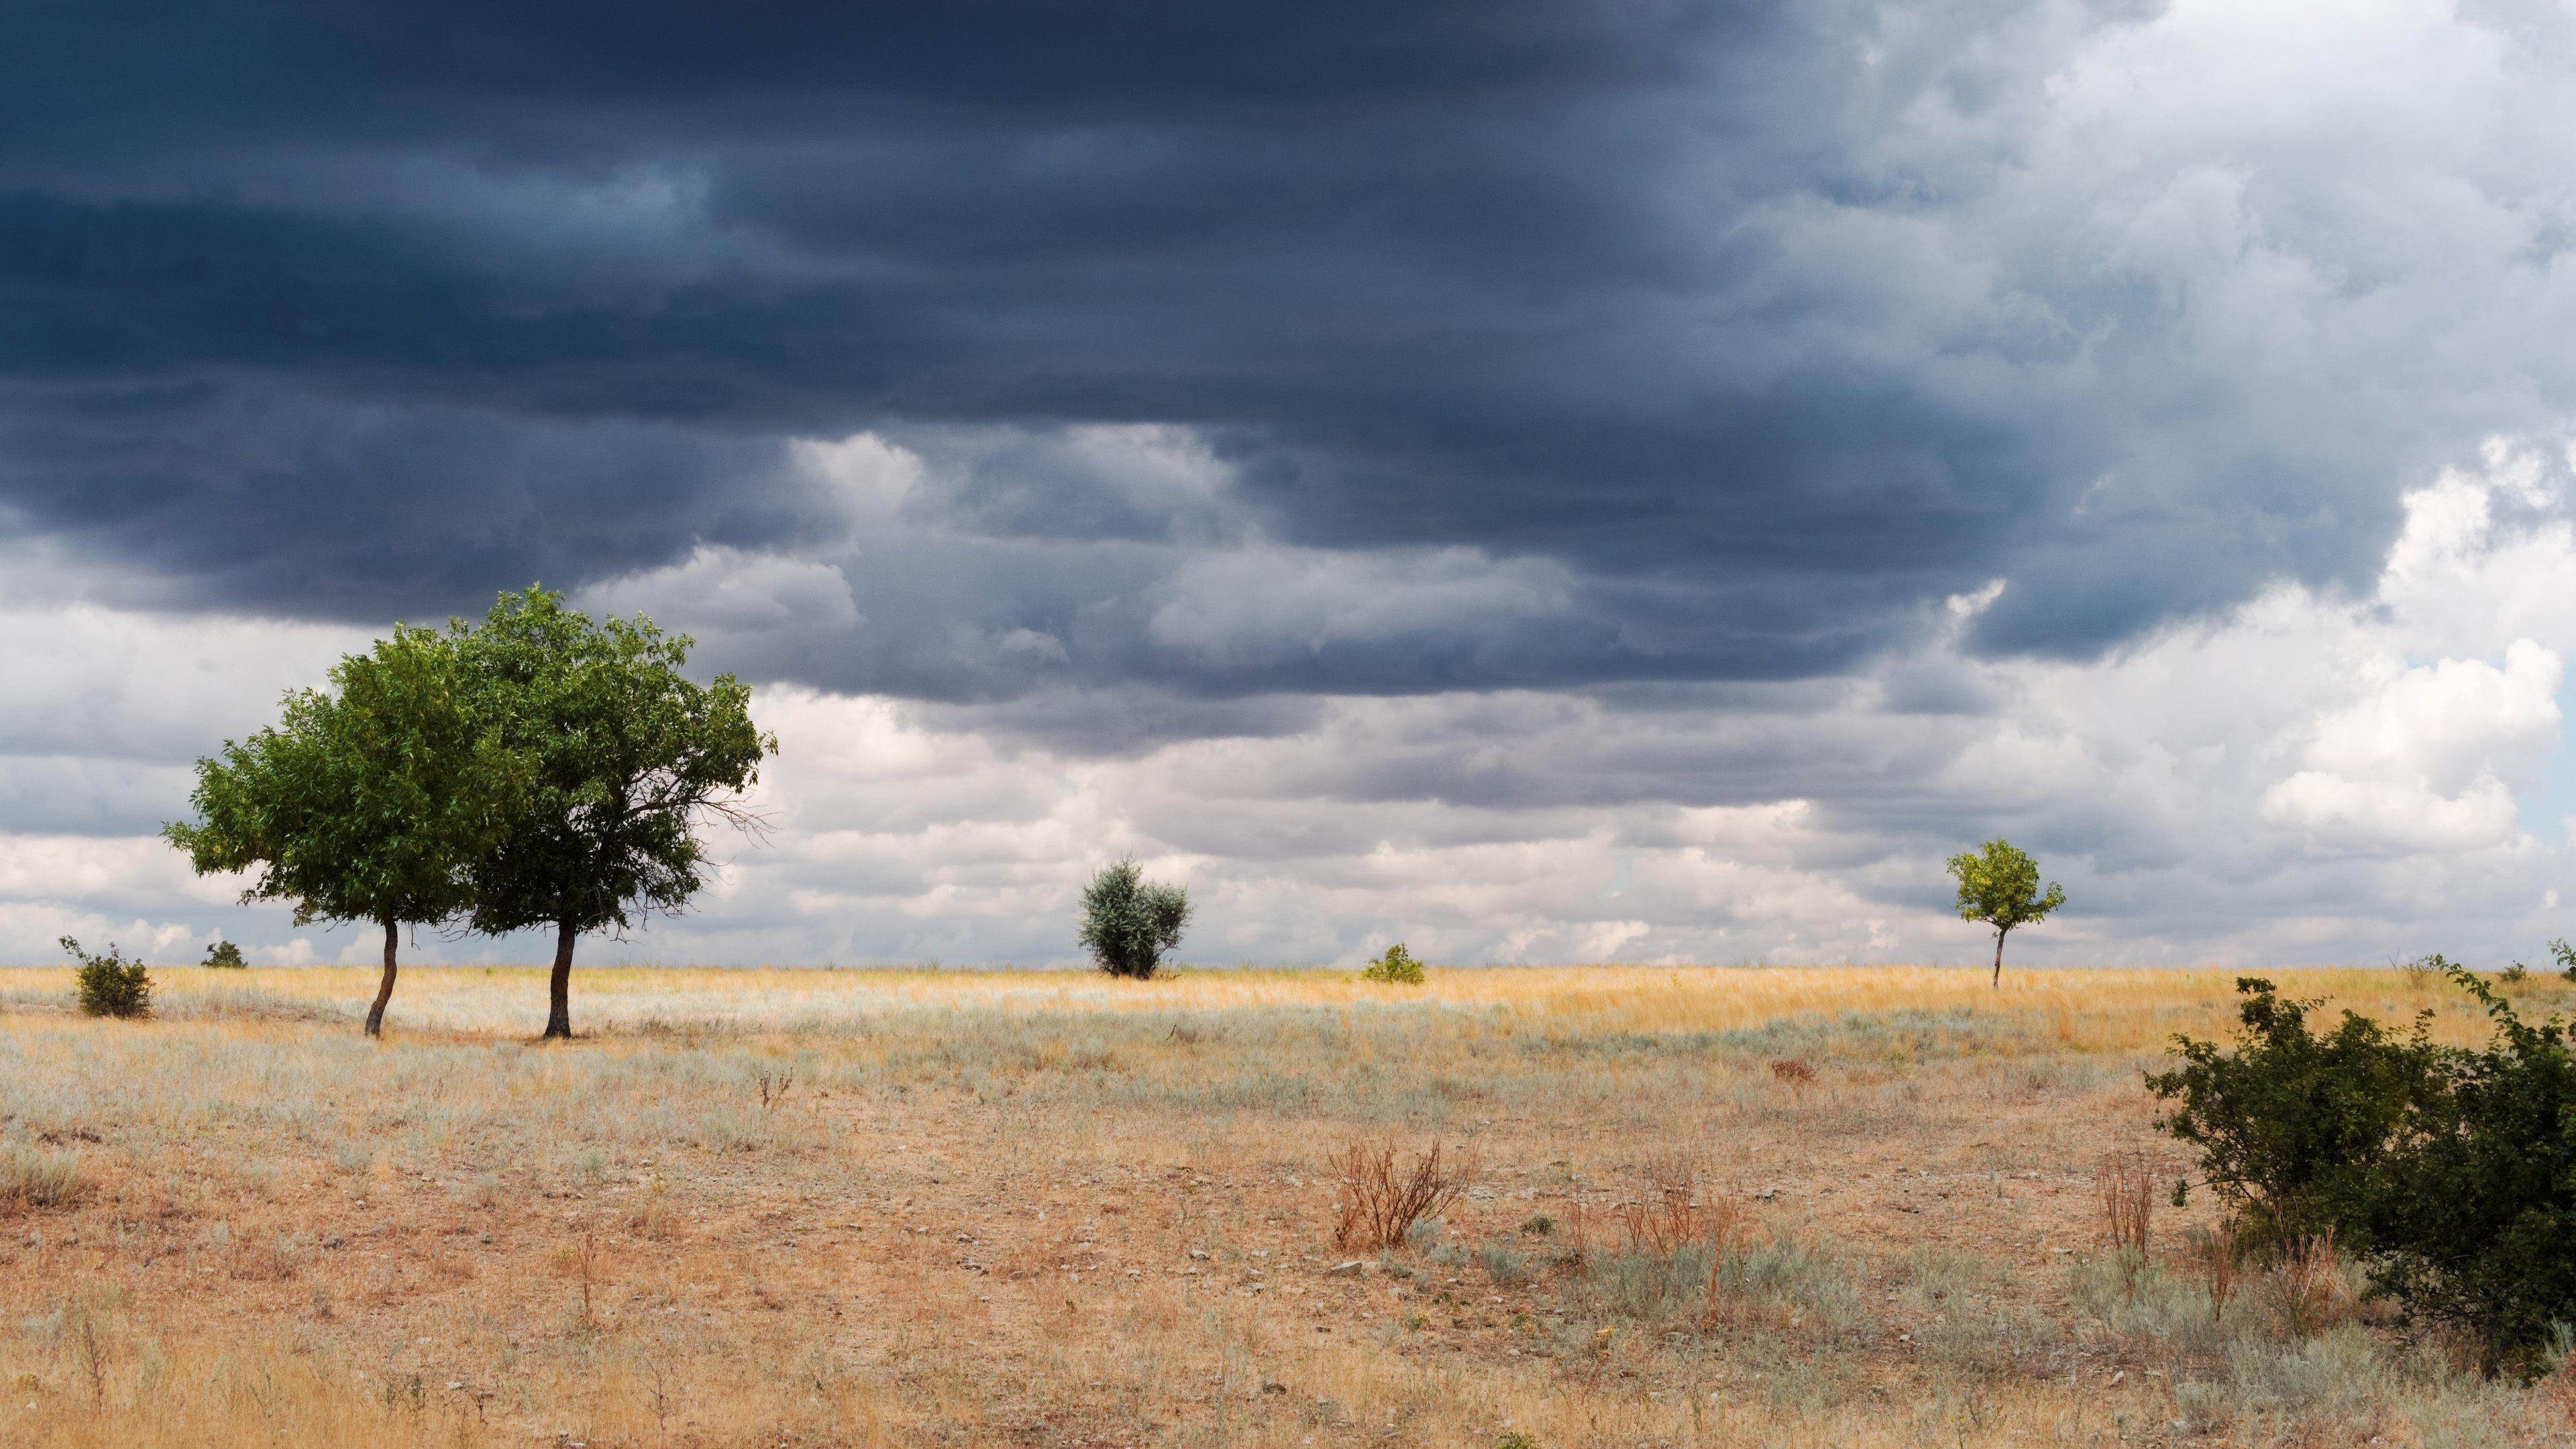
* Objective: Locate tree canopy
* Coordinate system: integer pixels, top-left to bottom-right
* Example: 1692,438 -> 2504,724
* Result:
163,623 -> 525,1035
459,586 -> 776,1038
1076,856 -> 1191,978
1945,838 -> 2065,987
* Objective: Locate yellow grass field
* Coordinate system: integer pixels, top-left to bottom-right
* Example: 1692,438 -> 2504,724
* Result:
0,963 -> 2567,1448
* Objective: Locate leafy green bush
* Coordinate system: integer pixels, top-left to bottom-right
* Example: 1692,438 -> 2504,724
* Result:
1360,943 -> 1426,984
60,935 -> 152,1019
202,940 -> 247,968
2363,967 -> 2576,1377
2152,965 -> 2576,1376
2145,976 -> 2436,1246
1075,856 -> 1190,979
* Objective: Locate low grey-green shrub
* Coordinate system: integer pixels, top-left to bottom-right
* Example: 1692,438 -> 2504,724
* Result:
0,1145 -> 92,1209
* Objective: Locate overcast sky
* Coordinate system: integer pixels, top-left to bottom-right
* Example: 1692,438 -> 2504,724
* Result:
7,0 -> 2576,969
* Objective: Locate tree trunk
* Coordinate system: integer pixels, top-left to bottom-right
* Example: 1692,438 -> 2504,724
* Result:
543,918 -> 578,1039
1992,928 -> 2007,989
365,916 -> 399,1037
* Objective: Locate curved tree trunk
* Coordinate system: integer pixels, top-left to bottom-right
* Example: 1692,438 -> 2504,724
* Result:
543,918 -> 578,1039
1992,928 -> 2007,989
365,916 -> 399,1037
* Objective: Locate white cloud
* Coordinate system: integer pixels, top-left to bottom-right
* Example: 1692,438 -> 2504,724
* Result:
576,545 -> 860,635
1146,546 -> 1578,665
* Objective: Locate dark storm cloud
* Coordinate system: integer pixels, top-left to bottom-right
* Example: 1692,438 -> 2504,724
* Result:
0,0 -> 2537,692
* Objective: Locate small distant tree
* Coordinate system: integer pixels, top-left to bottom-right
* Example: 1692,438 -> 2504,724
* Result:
1360,943 -> 1426,984
163,625 -> 527,1036
1076,856 -> 1190,979
62,936 -> 152,1018
1946,839 -> 2065,987
202,941 -> 248,969
459,587 -> 777,1040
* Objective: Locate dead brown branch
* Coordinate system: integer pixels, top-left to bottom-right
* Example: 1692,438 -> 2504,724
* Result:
1328,1139 -> 1477,1252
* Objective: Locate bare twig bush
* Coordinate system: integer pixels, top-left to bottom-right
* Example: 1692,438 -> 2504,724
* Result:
2097,1149 -> 2153,1252
1619,1155 -> 1743,1256
1328,1139 -> 1475,1252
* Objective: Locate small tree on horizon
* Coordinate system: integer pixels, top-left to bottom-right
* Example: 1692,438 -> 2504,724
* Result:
1076,856 -> 1190,979
1946,839 -> 2066,987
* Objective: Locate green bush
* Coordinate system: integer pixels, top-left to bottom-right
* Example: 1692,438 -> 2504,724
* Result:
60,935 -> 152,1019
2152,964 -> 2576,1377
1361,943 -> 1426,984
2363,967 -> 2576,1377
202,940 -> 247,968
2145,976 -> 2437,1246
1075,857 -> 1190,979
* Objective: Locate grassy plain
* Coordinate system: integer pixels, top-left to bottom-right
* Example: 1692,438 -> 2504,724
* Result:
0,963 -> 2568,1449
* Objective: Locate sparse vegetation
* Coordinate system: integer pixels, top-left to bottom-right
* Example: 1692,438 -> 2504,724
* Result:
60,936 -> 151,1018
0,961 -> 2561,1446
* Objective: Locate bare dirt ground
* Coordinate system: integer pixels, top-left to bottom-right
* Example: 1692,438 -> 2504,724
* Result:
0,964 -> 2569,1448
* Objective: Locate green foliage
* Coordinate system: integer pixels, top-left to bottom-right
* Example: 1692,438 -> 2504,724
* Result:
2364,966 -> 2576,1377
201,941 -> 247,969
164,623 -> 525,930
162,623 -> 529,1032
1075,856 -> 1189,979
2145,977 -> 2437,1245
1360,943 -> 1426,984
1944,839 -> 2066,985
2552,938 -> 2576,983
457,587 -> 778,1037
61,936 -> 152,1019
2151,965 -> 2576,1377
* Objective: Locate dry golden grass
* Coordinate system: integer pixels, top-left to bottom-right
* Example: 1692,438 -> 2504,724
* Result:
0,963 -> 2567,1449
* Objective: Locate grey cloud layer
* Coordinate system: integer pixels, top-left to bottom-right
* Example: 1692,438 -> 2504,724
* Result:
11,0 -> 2565,704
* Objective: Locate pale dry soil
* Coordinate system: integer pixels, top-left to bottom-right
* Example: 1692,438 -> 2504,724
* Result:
0,965 -> 2569,1448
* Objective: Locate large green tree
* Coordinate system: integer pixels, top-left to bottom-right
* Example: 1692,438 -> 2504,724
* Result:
460,587 -> 776,1038
163,625 -> 526,1036
1945,839 -> 2066,987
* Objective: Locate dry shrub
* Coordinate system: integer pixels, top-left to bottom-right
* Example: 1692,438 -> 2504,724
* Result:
2097,1149 -> 2154,1252
2188,1221 -> 2240,1321
1328,1139 -> 1474,1252
1621,1155 -> 1742,1255
631,1199 -> 677,1240
2271,1230 -> 2352,1336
